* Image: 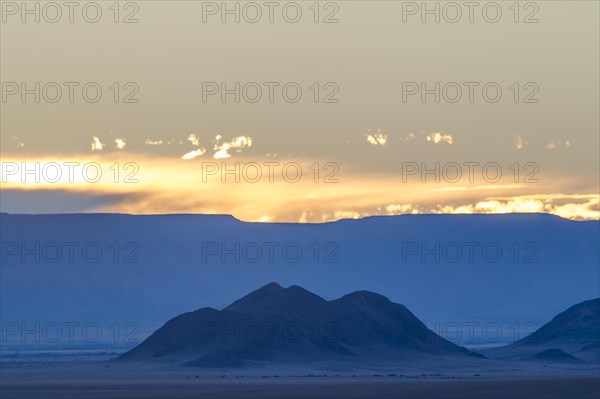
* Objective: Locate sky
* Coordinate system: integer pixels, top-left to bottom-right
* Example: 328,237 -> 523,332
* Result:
1,1 -> 598,222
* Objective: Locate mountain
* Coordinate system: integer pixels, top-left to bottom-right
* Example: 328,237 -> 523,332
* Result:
119,283 -> 480,368
484,299 -> 600,363
517,298 -> 599,345
1,213 -> 598,340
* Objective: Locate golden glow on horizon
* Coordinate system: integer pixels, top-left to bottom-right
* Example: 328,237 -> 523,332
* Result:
1,154 -> 598,222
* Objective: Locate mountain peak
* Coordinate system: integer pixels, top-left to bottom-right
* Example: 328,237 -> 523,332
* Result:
223,282 -> 285,313
260,282 -> 285,292
338,290 -> 392,305
222,282 -> 328,315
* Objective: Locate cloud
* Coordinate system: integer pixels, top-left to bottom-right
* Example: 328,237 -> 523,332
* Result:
3,154 -> 597,223
91,136 -> 105,151
321,210 -> 363,221
426,132 -> 454,144
10,136 -> 25,148
433,194 -> 599,221
182,148 -> 206,160
213,135 -> 253,159
188,134 -> 201,146
513,135 -> 528,149
547,140 -> 571,150
384,204 -> 415,215
144,139 -> 163,146
299,211 -> 312,223
181,134 -> 207,159
406,132 -> 416,141
365,130 -> 388,146
115,138 -> 127,150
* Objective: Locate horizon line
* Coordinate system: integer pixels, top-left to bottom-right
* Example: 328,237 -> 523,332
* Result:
1,211 -> 597,225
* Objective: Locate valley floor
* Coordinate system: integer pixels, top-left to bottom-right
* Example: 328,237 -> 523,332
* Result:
1,362 -> 599,399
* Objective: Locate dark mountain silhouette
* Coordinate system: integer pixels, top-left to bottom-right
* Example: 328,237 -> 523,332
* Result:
484,298 -> 600,363
119,283 -> 481,368
515,298 -> 599,346
526,349 -> 581,363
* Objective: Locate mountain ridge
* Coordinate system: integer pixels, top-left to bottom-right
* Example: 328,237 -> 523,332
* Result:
119,283 -> 479,368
